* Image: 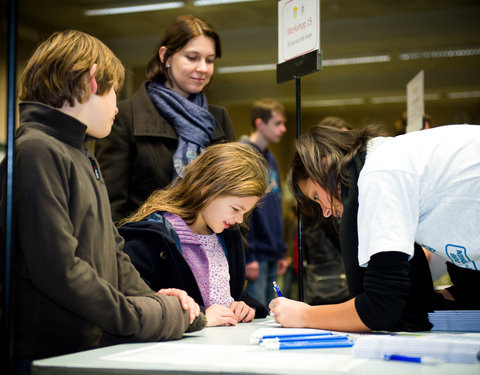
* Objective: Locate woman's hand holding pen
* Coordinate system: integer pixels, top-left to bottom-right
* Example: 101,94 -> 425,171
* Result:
157,288 -> 200,324
269,297 -> 311,327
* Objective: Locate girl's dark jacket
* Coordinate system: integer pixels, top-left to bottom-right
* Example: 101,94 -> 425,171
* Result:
119,212 -> 269,318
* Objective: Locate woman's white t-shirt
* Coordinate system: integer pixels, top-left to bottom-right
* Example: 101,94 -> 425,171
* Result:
357,124 -> 480,271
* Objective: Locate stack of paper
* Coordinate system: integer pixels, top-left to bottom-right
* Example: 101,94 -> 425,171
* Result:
429,310 -> 480,332
352,333 -> 480,363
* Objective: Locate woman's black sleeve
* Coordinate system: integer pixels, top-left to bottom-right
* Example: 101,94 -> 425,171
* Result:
354,251 -> 411,331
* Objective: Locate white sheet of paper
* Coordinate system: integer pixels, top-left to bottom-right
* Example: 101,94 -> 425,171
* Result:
100,342 -> 364,373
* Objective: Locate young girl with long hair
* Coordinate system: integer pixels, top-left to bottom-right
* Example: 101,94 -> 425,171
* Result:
119,142 -> 270,327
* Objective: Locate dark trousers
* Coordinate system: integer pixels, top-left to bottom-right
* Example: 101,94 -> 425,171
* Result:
442,262 -> 480,308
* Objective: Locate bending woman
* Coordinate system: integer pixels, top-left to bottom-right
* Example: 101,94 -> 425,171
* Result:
270,124 -> 480,332
119,143 -> 270,327
95,14 -> 235,222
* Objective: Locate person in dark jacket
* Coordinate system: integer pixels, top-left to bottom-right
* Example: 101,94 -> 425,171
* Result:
0,30 -> 204,375
95,14 -> 235,222
240,98 -> 288,307
119,143 -> 270,326
270,123 -> 480,332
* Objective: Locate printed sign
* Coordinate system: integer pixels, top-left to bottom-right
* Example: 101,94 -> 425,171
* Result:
406,70 -> 424,133
278,0 -> 320,63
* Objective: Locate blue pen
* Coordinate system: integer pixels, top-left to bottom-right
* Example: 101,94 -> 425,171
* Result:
384,354 -> 441,365
261,334 -> 350,344
272,281 -> 283,297
258,332 -> 333,341
250,331 -> 334,344
264,338 -> 355,350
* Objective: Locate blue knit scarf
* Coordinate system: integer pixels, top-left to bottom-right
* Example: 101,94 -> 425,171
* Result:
147,81 -> 215,177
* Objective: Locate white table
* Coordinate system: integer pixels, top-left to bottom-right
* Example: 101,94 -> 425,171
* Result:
31,318 -> 480,375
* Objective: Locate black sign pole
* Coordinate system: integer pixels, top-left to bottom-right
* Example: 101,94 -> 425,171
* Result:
277,49 -> 322,301
2,0 -> 17,371
295,75 -> 304,301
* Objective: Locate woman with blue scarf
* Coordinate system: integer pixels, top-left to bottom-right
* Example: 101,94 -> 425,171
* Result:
95,14 -> 235,222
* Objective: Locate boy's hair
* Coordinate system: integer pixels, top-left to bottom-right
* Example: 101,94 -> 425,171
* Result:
122,142 -> 268,226
146,14 -> 221,85
250,97 -> 285,130
19,30 -> 125,108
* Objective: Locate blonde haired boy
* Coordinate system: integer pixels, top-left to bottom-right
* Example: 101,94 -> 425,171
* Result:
0,30 -> 203,374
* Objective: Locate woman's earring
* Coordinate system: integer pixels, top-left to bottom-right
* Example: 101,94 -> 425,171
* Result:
166,64 -> 170,68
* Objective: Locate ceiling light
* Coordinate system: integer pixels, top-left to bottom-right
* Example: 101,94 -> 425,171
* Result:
194,0 -> 258,6
303,98 -> 365,107
84,2 -> 184,16
217,64 -> 275,74
323,54 -> 391,66
370,95 -> 406,104
371,93 -> 441,105
217,54 -> 391,74
447,91 -> 480,99
424,93 -> 442,101
399,47 -> 480,60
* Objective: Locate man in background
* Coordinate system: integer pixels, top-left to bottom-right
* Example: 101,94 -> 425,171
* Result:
241,98 -> 288,306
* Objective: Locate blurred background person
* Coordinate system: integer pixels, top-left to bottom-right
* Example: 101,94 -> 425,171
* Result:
240,98 -> 288,306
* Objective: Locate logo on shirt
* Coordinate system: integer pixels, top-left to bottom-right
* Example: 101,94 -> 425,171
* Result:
445,244 -> 477,270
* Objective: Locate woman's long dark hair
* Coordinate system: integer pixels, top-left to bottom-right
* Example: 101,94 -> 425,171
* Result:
288,123 -> 386,219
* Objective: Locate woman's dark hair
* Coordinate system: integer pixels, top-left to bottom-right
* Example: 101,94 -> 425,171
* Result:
146,14 -> 221,85
288,123 -> 386,220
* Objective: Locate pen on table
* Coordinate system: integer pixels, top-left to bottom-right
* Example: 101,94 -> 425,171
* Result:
249,331 -> 335,344
264,338 -> 355,350
272,281 -> 283,297
260,334 -> 350,345
383,354 -> 442,365
258,332 -> 333,342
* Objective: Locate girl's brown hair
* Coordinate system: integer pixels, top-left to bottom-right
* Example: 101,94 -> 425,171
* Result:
121,142 -> 268,226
